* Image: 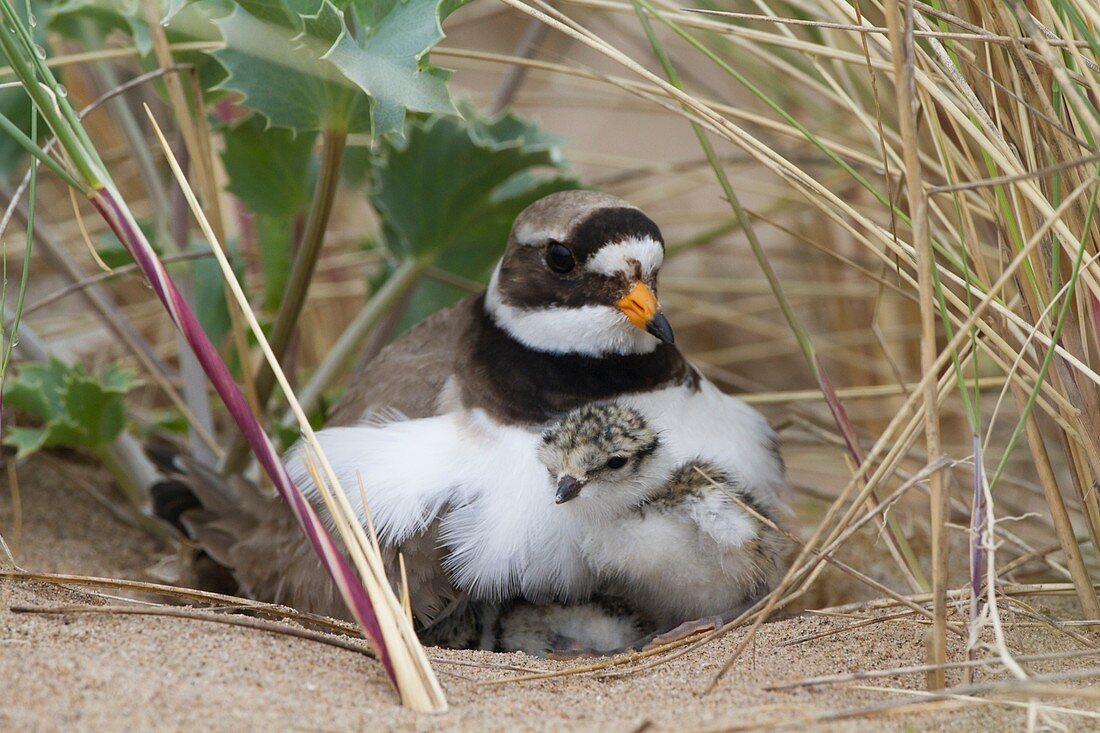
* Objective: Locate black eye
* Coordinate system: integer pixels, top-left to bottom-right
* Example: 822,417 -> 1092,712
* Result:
605,456 -> 627,470
546,243 -> 576,274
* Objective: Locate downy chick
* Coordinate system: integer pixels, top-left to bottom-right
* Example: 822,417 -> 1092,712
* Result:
419,596 -> 644,658
538,403 -> 792,630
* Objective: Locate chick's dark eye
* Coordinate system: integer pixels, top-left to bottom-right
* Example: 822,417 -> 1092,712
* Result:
546,243 -> 576,274
605,456 -> 627,470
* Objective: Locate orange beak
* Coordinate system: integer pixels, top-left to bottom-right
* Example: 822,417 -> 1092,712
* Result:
616,281 -> 674,344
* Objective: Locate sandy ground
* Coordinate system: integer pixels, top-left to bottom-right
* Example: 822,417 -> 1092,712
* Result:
2,458 -> 1099,733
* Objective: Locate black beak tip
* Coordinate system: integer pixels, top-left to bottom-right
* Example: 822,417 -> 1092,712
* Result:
555,476 -> 584,504
646,312 -> 675,344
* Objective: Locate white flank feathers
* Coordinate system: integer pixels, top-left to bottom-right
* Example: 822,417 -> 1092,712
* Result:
284,410 -> 599,603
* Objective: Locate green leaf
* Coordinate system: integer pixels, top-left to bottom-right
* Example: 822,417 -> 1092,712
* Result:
212,1 -> 369,132
211,0 -> 461,135
371,107 -> 575,262
190,243 -> 244,346
62,375 -> 127,445
221,115 -> 317,217
369,105 -> 577,328
5,358 -> 72,419
48,1 -> 228,103
142,408 -> 189,436
254,214 -> 296,310
100,363 -> 140,394
325,0 -> 459,137
339,143 -> 374,186
165,0 -> 193,23
2,374 -> 51,422
2,359 -> 138,457
4,426 -> 49,458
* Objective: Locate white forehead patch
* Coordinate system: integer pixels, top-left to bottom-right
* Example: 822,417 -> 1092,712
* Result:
586,236 -> 664,279
514,225 -> 562,246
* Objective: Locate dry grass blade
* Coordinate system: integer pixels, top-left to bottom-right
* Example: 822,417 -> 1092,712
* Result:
767,646 -> 1100,690
881,0 -> 949,690
0,570 -> 361,634
10,603 -> 381,658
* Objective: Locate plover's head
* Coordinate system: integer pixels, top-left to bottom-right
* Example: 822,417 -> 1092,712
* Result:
485,190 -> 673,358
538,403 -> 662,511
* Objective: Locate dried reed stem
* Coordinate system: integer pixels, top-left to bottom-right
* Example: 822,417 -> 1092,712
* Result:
882,0 -> 949,689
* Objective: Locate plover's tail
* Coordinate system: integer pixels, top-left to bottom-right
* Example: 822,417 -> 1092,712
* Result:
148,445 -> 467,629
148,446 -> 348,620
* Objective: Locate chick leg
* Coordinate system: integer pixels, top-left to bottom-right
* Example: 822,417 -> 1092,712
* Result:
633,602 -> 755,650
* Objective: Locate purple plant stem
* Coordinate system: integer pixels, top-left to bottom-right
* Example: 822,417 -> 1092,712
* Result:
815,354 -> 865,464
969,432 -> 986,643
89,187 -> 396,683
815,354 -> 930,588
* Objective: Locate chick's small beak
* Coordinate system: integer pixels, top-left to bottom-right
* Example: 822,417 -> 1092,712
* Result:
555,475 -> 586,504
616,281 -> 674,344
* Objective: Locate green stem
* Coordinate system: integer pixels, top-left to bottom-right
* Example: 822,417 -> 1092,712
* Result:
286,256 -> 431,424
93,444 -> 147,510
0,109 -> 35,379
0,0 -> 100,188
0,110 -> 82,190
222,130 -> 347,473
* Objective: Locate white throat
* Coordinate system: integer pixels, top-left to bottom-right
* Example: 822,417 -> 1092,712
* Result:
485,265 -> 660,357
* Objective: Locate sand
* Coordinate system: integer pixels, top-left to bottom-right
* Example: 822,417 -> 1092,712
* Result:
3,457 -> 1098,732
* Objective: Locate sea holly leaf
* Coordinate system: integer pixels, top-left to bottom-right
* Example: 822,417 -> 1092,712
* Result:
211,0 -> 461,135
254,214 -> 297,310
238,0 -> 322,26
212,0 -> 368,132
165,0 -> 193,23
49,0 -> 227,96
100,363 -> 142,394
371,107 -> 576,263
62,377 -> 128,446
190,242 -> 246,346
325,0 -> 462,137
4,427 -> 49,458
142,409 -> 189,437
4,358 -> 71,419
369,105 -> 578,328
219,115 -> 313,308
2,360 -> 139,457
2,372 -> 52,423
